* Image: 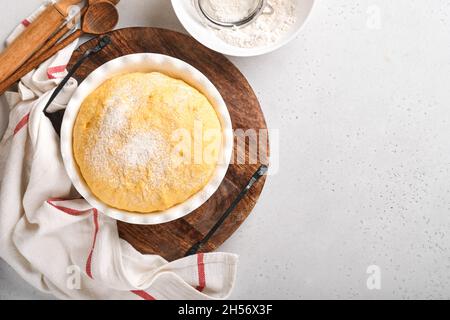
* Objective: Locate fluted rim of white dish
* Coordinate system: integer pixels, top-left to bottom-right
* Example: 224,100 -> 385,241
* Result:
61,53 -> 233,225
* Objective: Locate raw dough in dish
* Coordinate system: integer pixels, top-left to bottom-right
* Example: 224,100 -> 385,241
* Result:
73,72 -> 222,213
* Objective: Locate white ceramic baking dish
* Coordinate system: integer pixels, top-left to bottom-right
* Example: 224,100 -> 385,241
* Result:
60,53 -> 233,225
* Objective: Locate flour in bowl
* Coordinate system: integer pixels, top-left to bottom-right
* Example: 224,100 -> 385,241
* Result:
202,0 -> 259,23
208,0 -> 297,48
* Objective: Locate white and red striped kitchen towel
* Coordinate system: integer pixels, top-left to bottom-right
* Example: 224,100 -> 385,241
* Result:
0,3 -> 238,300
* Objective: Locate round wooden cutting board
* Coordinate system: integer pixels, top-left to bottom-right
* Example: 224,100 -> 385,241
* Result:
69,27 -> 269,261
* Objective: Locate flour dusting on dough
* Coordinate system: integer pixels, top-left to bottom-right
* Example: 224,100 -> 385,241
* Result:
73,72 -> 222,213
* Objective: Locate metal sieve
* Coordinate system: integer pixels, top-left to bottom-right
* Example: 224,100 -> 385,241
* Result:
194,0 -> 274,29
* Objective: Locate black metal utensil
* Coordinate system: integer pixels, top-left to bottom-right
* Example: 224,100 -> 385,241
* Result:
185,164 -> 269,257
43,35 -> 111,135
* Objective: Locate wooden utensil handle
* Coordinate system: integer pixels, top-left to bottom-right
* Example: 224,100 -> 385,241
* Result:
89,0 -> 120,5
0,30 -> 82,96
31,6 -> 87,68
31,26 -> 72,65
0,6 -> 64,83
55,0 -> 84,15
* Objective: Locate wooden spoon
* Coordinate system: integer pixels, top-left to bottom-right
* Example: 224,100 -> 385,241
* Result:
0,1 -> 118,95
30,0 -> 120,65
80,1 -> 119,35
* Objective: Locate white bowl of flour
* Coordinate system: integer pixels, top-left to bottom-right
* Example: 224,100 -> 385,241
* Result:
172,0 -> 315,57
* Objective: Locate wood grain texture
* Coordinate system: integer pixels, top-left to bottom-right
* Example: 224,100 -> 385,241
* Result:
69,27 -> 269,261
0,7 -> 88,96
54,0 -> 84,15
0,30 -> 82,96
31,6 -> 87,65
0,6 -> 64,83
